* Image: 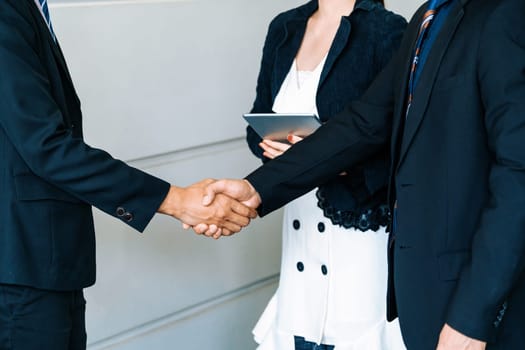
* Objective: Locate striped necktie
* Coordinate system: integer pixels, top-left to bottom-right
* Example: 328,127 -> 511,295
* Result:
406,0 -> 439,115
38,0 -> 56,40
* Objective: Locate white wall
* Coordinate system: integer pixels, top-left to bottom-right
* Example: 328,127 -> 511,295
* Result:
48,0 -> 423,349
386,0 -> 423,19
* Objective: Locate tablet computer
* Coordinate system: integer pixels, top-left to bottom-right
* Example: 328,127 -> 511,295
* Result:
243,113 -> 321,142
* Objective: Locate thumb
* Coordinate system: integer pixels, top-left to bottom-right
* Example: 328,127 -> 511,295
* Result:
203,180 -> 227,206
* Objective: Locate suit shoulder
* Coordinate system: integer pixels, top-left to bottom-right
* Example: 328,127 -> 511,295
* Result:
483,0 -> 524,48
361,6 -> 407,41
482,0 -> 525,23
369,5 -> 407,27
266,12 -> 287,34
264,11 -> 290,46
267,2 -> 311,31
0,0 -> 35,37
375,8 -> 407,34
468,0 -> 524,40
0,0 -> 29,16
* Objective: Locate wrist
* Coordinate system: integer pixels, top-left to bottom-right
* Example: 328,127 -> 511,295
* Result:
243,179 -> 262,207
158,185 -> 183,217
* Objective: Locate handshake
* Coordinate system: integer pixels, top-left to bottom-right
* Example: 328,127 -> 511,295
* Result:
157,178 -> 262,239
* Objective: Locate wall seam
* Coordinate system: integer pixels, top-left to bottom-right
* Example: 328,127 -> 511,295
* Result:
126,136 -> 246,169
87,274 -> 279,349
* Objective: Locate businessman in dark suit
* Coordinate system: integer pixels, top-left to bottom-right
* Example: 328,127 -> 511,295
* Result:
0,1 -> 255,349
200,0 -> 525,348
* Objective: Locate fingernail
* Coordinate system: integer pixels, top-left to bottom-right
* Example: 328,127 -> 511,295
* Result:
287,134 -> 293,142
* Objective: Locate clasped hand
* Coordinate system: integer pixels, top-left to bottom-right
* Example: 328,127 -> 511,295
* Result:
182,135 -> 300,238
161,135 -> 297,238
182,178 -> 262,239
157,179 -> 259,238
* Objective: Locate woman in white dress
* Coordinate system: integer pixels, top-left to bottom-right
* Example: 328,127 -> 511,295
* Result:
245,1 -> 407,349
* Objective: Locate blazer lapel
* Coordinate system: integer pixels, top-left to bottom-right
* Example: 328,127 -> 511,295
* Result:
27,0 -> 76,91
272,18 -> 307,100
318,17 -> 351,89
389,14 -> 422,170
397,1 -> 465,168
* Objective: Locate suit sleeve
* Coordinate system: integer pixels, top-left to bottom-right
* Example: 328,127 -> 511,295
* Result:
245,41 -> 403,216
0,3 -> 170,232
359,12 -> 407,196
445,0 -> 525,341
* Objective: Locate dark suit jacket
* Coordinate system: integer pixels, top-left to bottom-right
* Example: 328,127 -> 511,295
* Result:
246,0 -> 525,348
0,0 -> 170,291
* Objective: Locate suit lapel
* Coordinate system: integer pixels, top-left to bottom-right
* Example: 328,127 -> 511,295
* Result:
389,12 -> 423,170
397,1 -> 465,169
272,18 -> 306,100
27,0 -> 76,91
318,17 -> 351,89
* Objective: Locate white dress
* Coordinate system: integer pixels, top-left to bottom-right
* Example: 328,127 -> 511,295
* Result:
252,58 -> 406,350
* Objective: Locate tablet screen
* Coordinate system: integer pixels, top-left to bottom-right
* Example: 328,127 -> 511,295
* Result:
243,113 -> 321,141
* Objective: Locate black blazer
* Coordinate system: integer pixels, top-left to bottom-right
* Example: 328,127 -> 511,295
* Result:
0,0 -> 170,291
246,0 -> 406,229
246,0 -> 525,348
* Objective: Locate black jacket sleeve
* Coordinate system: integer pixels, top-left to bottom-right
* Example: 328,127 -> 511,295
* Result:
0,1 -> 170,232
445,0 -> 525,341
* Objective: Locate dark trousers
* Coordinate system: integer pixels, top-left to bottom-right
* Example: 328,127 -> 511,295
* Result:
0,284 -> 86,350
294,336 -> 335,350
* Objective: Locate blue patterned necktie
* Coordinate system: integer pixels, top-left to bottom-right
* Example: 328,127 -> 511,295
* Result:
406,0 -> 439,115
38,0 -> 56,40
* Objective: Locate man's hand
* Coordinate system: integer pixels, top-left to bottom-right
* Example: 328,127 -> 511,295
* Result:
203,179 -> 261,209
437,324 -> 486,350
158,179 -> 257,235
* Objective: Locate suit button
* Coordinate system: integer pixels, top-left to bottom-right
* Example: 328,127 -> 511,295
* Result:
297,262 -> 304,272
116,207 -> 126,216
318,222 -> 325,233
293,220 -> 300,230
321,265 -> 328,275
123,213 -> 134,222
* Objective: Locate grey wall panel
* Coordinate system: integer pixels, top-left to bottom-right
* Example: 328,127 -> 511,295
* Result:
84,142 -> 283,345
51,0 -> 302,161
88,279 -> 278,350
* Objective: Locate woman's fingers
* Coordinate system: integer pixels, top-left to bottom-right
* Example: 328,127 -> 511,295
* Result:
259,142 -> 280,159
287,134 -> 304,144
263,139 -> 291,152
259,139 -> 292,159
